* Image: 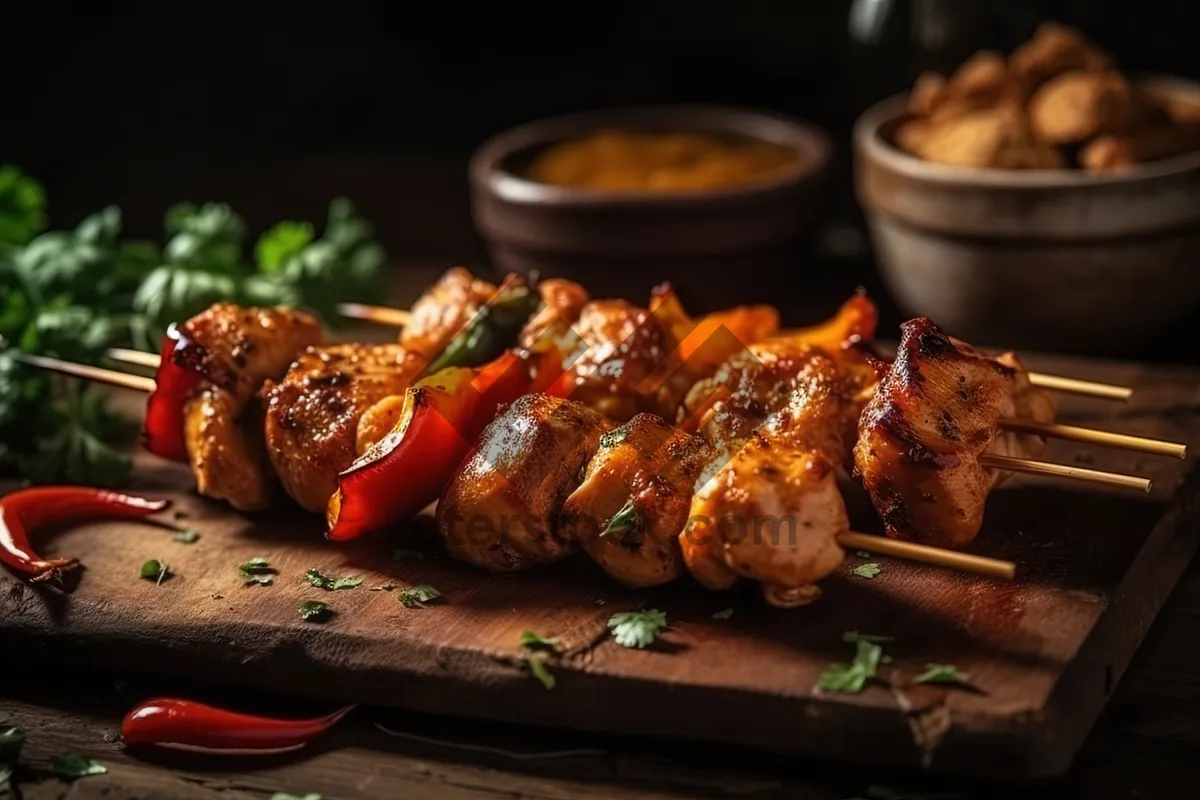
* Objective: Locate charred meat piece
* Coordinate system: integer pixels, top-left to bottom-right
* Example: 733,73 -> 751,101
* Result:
684,346 -> 876,606
562,299 -> 678,421
178,304 -> 323,511
438,394 -> 612,572
854,318 -> 1056,549
399,267 -> 499,358
263,344 -> 423,512
176,304 -> 323,406
561,414 -> 713,588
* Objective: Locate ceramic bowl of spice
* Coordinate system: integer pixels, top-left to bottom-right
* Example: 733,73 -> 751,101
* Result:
469,106 -> 832,309
853,22 -> 1200,353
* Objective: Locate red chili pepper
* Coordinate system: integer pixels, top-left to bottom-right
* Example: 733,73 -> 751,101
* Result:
121,698 -> 354,755
0,486 -> 170,583
142,324 -> 206,462
325,349 -> 539,541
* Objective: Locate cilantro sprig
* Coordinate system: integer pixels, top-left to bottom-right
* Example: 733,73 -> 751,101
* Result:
304,568 -> 363,591
0,165 -> 386,486
607,609 -> 667,649
816,632 -> 893,694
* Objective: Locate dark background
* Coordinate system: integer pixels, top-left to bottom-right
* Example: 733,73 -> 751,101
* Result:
7,0 -> 1200,353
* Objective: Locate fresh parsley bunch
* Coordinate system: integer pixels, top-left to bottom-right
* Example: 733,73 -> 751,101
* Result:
0,165 -> 387,486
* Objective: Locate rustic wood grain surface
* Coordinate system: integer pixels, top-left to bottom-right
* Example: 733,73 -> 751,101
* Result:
2,349 -> 1198,793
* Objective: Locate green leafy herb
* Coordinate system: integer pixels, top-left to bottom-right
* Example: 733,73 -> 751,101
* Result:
304,568 -> 363,591
140,560 -> 169,585
608,609 -> 667,649
853,562 -> 881,579
527,653 -> 556,690
422,282 -> 539,375
391,548 -> 424,562
173,529 -> 200,544
0,171 -> 385,487
1,725 -> 25,799
49,754 -> 106,780
397,585 -> 441,608
817,632 -> 893,694
239,557 -> 277,586
298,600 -> 332,622
711,608 -> 734,620
519,630 -> 558,652
912,663 -> 970,687
601,500 -> 639,538
270,793 -> 322,800
0,165 -> 47,245
598,428 -> 628,449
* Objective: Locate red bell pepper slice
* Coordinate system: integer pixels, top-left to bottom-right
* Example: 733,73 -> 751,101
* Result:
1,486 -> 170,583
325,349 -> 545,541
142,324 -> 206,462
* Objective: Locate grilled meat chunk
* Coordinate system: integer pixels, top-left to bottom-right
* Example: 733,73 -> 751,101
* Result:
561,414 -> 713,587
437,394 -> 611,572
263,344 -> 423,512
178,304 -> 322,511
519,278 -> 591,349
176,304 -> 322,405
854,317 -> 1056,548
183,387 -> 275,511
561,299 -> 678,421
684,346 -> 876,606
399,267 -> 499,358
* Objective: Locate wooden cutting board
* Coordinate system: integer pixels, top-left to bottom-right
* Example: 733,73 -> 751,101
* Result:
2,351 -> 1198,779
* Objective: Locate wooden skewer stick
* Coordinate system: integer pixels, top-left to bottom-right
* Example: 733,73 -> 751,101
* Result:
336,303 -> 411,328
1000,418 -> 1186,460
15,353 -> 156,393
17,352 -> 1019,581
105,347 -> 163,370
837,532 -> 1015,581
1026,372 -> 1132,402
980,454 -> 1152,493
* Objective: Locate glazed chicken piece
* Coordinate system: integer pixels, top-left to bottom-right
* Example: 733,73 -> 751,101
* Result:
684,345 -> 878,607
437,394 -> 612,572
854,318 -> 1056,549
559,299 -> 679,421
560,414 -> 713,587
263,344 -> 423,512
519,278 -> 591,350
399,267 -> 498,358
177,304 -> 323,511
183,388 -> 275,511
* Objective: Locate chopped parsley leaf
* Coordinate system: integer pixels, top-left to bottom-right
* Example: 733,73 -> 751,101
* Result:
140,560 -> 169,585
853,562 -> 881,579
49,754 -> 106,779
397,585 -> 440,608
608,609 -> 667,649
304,568 -> 363,591
298,600 -> 332,623
601,500 -> 639,538
527,653 -> 556,690
912,663 -> 971,687
519,630 -> 559,652
173,529 -> 200,544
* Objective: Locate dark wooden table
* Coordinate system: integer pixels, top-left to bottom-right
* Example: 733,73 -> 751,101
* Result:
3,169 -> 1199,796
2,552 -> 1197,800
